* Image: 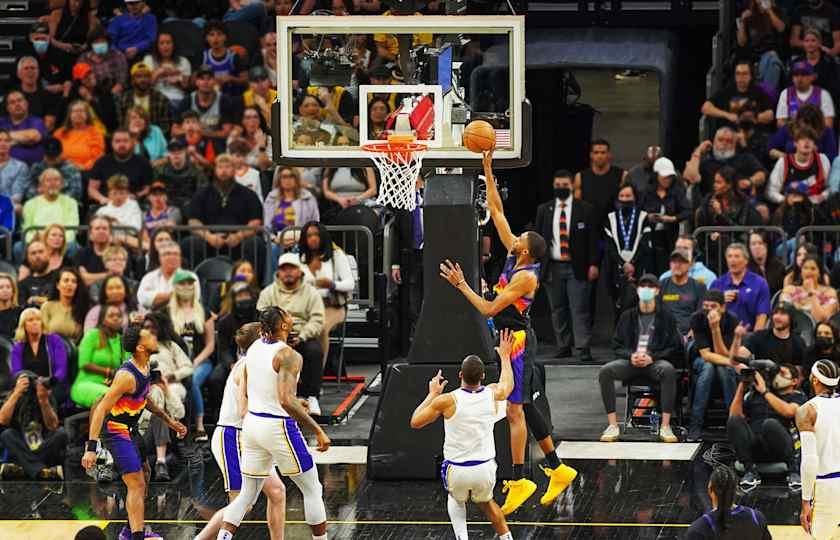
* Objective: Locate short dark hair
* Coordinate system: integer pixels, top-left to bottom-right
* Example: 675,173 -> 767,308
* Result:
525,231 -> 547,260
204,20 -> 227,37
122,323 -> 144,354
553,169 -> 573,180
461,355 -> 484,385
259,307 -> 288,339
74,525 -> 106,540
591,138 -> 610,150
180,110 -> 200,123
704,289 -> 725,305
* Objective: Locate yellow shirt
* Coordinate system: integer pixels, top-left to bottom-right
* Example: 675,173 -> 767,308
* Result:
41,300 -> 82,342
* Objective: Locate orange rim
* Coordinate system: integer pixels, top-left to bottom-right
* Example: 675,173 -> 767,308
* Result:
362,141 -> 428,154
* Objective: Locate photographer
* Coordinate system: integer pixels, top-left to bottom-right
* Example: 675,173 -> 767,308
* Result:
0,371 -> 66,479
727,325 -> 806,492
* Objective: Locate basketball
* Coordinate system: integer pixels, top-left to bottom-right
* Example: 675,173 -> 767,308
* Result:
463,120 -> 496,153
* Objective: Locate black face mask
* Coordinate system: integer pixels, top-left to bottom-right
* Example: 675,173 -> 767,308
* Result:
554,187 -> 571,200
815,336 -> 834,351
738,119 -> 755,132
616,200 -> 634,210
234,299 -> 257,317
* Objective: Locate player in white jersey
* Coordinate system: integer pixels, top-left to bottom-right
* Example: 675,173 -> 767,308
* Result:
411,329 -> 517,540
215,307 -> 331,540
195,322 -> 286,540
797,359 -> 840,539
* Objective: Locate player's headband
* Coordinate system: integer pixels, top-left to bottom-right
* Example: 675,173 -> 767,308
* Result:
811,361 -> 840,386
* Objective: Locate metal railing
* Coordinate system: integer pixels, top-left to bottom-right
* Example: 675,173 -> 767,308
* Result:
324,224 -> 376,307
795,226 -> 840,269
693,226 -> 787,275
23,224 -> 141,247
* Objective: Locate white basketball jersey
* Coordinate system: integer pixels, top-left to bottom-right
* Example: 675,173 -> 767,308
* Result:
443,387 -> 506,463
217,358 -> 245,428
245,338 -> 290,417
809,395 -> 840,475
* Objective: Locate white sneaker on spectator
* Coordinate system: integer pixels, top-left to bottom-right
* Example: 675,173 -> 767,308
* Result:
307,396 -> 322,416
600,424 -> 620,442
659,426 -> 678,443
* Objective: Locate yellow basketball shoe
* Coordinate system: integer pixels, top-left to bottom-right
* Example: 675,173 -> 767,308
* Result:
500,477 -> 537,515
539,463 -> 578,506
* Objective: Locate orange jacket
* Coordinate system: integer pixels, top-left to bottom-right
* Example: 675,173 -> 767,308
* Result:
54,125 -> 106,171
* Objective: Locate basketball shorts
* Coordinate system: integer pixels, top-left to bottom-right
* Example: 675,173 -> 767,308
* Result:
211,425 -> 243,492
811,475 -> 840,539
441,459 -> 497,503
503,327 -> 535,405
240,412 -> 314,478
102,421 -> 144,476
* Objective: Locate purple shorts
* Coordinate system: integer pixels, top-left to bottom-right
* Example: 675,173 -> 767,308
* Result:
103,423 -> 143,476
506,329 -> 534,404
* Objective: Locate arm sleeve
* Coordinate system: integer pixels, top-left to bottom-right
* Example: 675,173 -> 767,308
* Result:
49,334 -> 68,384
137,15 -> 157,54
776,89 -> 789,120
171,343 -> 194,381
756,279 -> 771,315
800,430 -> 818,501
77,330 -> 97,371
766,158 -> 785,203
136,273 -> 157,309
11,163 -> 30,203
611,311 -> 633,358
332,251 -> 355,294
822,88 -> 836,119
10,343 -> 23,375
299,289 -> 325,341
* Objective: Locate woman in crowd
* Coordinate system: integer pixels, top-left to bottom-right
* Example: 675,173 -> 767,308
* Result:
126,107 -> 167,164
769,104 -> 837,163
167,271 -> 215,442
783,242 -> 829,286
46,0 -> 98,57
78,27 -> 128,96
210,259 -> 261,315
83,274 -> 135,332
264,166 -> 320,274
735,0 -> 785,93
68,62 -> 117,133
144,227 -> 176,272
17,224 -> 70,282
215,282 -> 259,368
367,97 -> 391,140
322,164 -> 377,214
143,311 -> 192,481
142,31 -> 191,110
89,244 -> 138,303
228,106 -> 272,171
803,321 -> 840,393
10,308 -> 69,403
53,100 -> 105,171
41,267 -> 89,342
780,255 -> 838,323
0,273 -> 22,340
603,182 -> 654,317
293,94 -> 340,137
70,304 -> 129,408
299,221 -> 354,368
747,231 -> 785,295
639,162 -> 690,275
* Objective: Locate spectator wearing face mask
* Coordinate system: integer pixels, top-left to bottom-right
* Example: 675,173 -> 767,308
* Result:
77,27 -> 128,96
803,322 -> 840,390
597,274 -> 683,443
215,282 -> 259,369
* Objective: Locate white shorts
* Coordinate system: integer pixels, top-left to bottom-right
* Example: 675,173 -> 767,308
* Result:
240,412 -> 314,478
441,459 -> 497,503
812,476 -> 840,539
210,425 -> 242,492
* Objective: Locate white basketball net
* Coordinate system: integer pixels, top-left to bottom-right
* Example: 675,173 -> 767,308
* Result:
365,143 -> 427,211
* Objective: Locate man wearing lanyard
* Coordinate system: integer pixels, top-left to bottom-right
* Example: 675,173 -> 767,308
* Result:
710,243 -> 770,330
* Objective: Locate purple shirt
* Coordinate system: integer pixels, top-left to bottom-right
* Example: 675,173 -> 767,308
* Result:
0,115 -> 47,165
710,270 -> 771,330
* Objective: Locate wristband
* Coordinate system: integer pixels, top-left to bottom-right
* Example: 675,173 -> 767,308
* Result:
86,440 -> 100,452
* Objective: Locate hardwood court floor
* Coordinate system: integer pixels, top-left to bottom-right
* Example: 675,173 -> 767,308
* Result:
0,452 -> 808,539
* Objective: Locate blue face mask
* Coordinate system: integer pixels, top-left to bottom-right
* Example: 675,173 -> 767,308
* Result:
637,287 -> 657,303
32,40 -> 49,55
92,42 -> 108,56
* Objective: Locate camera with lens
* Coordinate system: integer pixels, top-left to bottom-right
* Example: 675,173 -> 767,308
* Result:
739,359 -> 779,389
149,361 -> 163,384
19,370 -> 55,390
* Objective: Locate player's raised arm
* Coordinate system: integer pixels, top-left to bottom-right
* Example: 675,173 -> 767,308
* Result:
482,150 -> 516,252
410,370 -> 452,429
441,260 -> 536,317
492,329 -> 515,401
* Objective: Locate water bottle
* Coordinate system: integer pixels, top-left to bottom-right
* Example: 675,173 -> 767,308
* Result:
649,409 -> 660,435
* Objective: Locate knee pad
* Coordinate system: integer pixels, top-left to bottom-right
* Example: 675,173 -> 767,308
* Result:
523,403 -> 551,441
223,476 -> 265,527
290,467 -> 326,525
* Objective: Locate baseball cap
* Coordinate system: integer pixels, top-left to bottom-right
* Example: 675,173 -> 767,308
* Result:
653,157 -> 676,178
277,252 -> 304,270
30,22 -> 49,35
791,61 -> 815,76
637,273 -> 660,288
669,249 -> 690,262
172,269 -> 197,285
148,180 -> 167,193
195,65 -> 214,78
43,137 -> 63,158
130,62 -> 151,76
72,63 -> 92,81
167,139 -> 186,152
249,65 -> 269,81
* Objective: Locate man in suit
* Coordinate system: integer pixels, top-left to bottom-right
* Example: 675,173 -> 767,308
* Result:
535,170 -> 600,362
390,177 -> 425,351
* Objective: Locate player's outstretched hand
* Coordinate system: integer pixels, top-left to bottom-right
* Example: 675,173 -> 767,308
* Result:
316,430 -> 331,453
429,369 -> 448,395
496,328 -> 515,361
482,149 -> 494,173
439,259 -> 465,288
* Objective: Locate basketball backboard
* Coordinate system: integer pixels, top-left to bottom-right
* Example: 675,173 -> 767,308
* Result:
273,15 -> 529,169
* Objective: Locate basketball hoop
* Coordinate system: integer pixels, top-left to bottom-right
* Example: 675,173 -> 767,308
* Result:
363,135 -> 427,211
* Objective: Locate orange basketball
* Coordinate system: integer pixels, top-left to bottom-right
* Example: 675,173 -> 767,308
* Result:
463,120 -> 496,153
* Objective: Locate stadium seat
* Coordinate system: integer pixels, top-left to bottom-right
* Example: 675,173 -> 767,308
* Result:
0,259 -> 16,279
194,256 -> 234,309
